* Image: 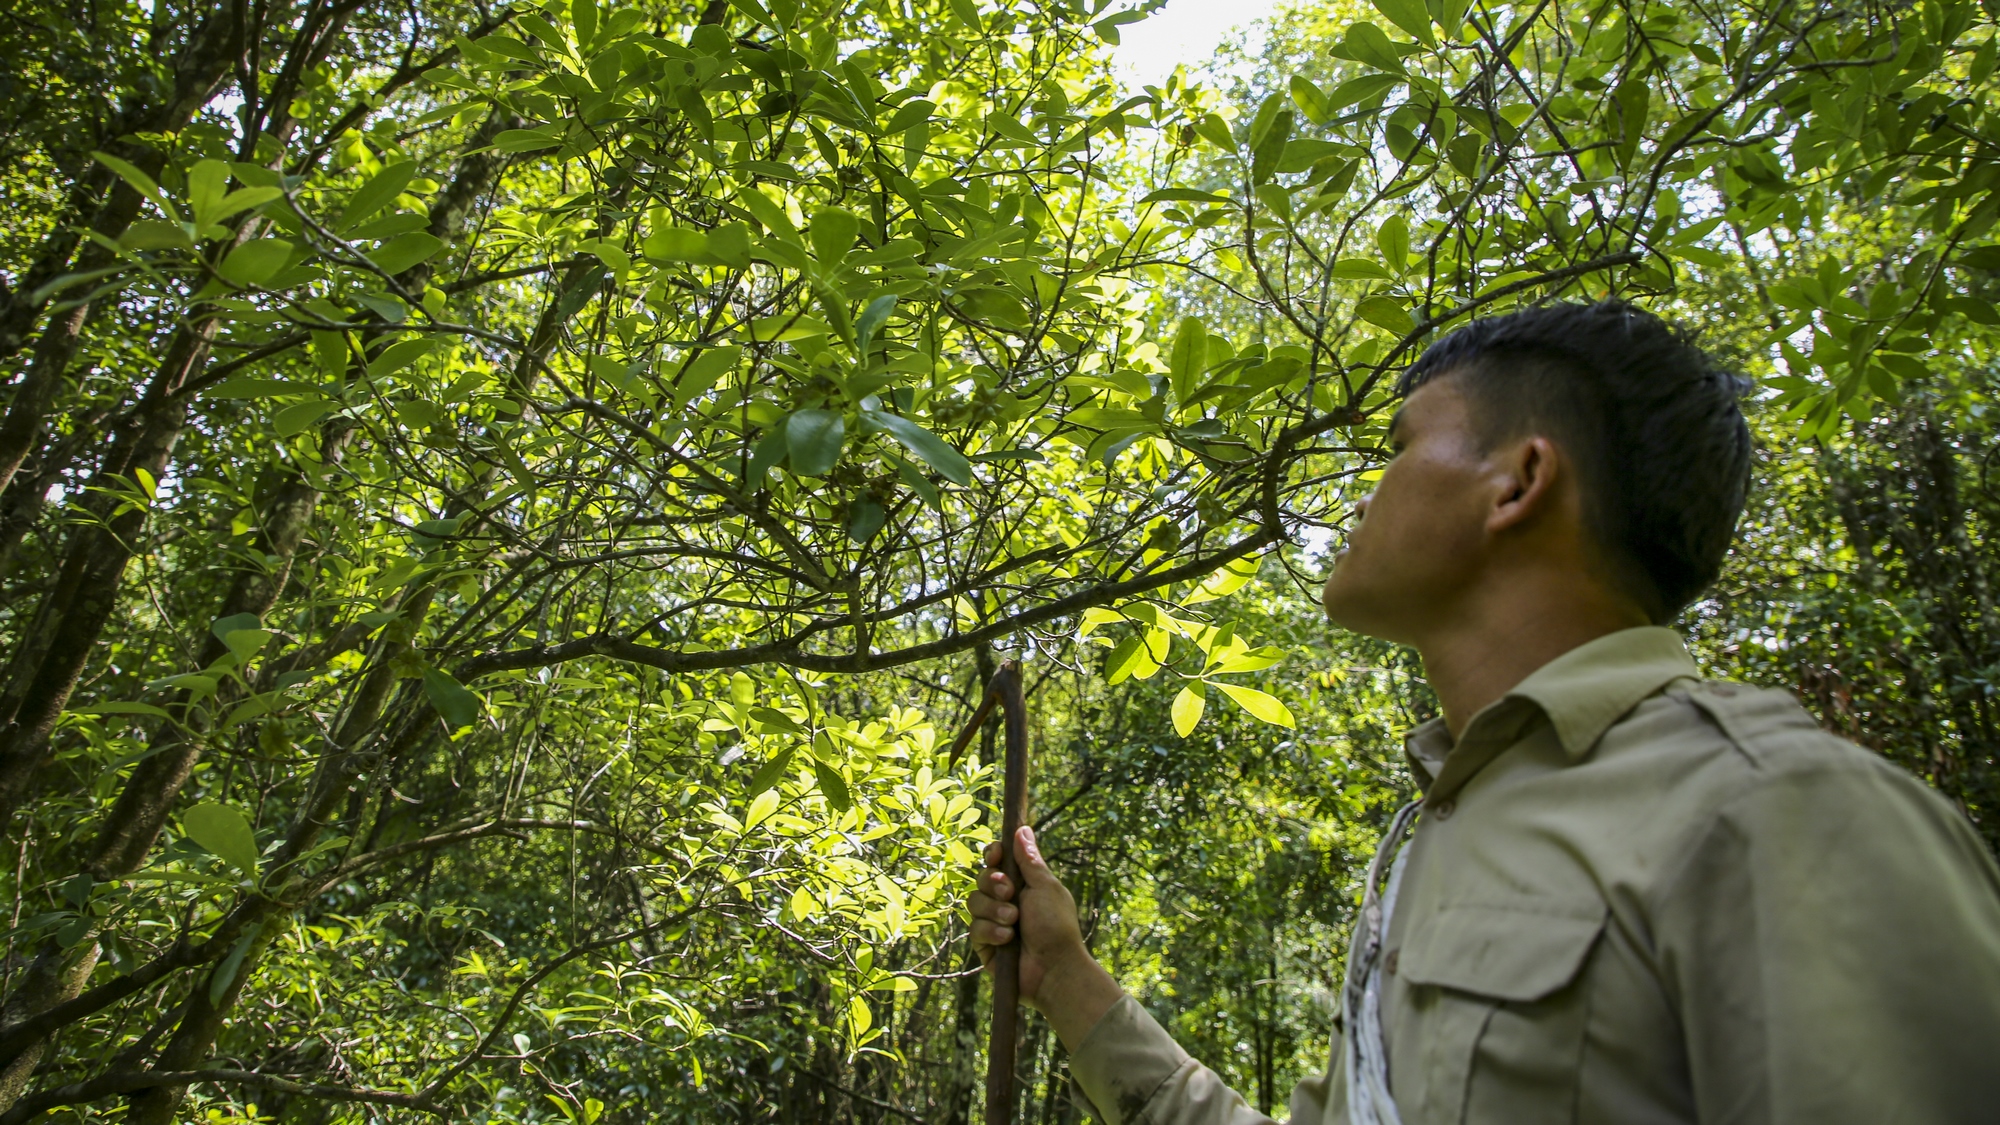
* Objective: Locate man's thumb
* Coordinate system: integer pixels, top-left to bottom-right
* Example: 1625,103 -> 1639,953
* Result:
1016,826 -> 1056,886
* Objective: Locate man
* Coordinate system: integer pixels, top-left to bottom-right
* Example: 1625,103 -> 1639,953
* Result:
968,301 -> 2000,1124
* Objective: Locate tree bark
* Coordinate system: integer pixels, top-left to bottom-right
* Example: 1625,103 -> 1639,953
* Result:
87,420 -> 355,877
0,317 -> 215,823
0,11 -> 239,482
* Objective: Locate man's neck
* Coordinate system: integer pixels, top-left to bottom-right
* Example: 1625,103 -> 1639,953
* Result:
1418,574 -> 1651,738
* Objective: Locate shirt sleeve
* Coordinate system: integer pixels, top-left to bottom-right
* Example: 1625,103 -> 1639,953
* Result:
1067,995 -> 1340,1125
1657,753 -> 2000,1123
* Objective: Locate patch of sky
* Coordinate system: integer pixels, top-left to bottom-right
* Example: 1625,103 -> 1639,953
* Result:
1109,0 -> 1289,91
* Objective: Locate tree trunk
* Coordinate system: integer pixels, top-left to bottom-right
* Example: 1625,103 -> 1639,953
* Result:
0,317 -> 214,823
0,10 -> 238,474
87,419 -> 356,877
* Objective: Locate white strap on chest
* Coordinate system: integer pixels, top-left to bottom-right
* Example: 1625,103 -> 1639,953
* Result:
1343,799 -> 1422,1125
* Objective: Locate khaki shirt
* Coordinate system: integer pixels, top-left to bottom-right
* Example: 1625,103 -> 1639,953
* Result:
1070,627 -> 2000,1124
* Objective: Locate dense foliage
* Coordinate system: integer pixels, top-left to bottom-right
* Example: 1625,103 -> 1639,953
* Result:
0,0 -> 1995,1120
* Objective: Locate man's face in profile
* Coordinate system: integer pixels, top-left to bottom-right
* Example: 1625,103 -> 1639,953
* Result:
1321,374 -> 1498,645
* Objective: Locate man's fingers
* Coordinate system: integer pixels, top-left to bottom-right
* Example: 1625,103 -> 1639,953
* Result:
1016,825 -> 1059,888
968,891 -> 1017,926
984,840 -> 1002,867
980,868 -> 1015,902
970,918 -> 1014,948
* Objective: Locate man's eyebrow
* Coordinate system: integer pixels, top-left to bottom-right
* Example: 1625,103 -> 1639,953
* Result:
1387,408 -> 1408,441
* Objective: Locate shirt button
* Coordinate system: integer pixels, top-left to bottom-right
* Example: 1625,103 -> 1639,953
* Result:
1431,798 -> 1456,820
1384,949 -> 1400,975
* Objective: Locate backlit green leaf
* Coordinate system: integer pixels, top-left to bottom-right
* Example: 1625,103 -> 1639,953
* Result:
369,232 -> 445,276
183,803 -> 260,876
217,239 -> 293,287
786,409 -> 846,476
863,411 -> 971,485
424,668 -> 483,730
340,162 -> 419,230
1171,684 -> 1206,736
1216,683 -> 1296,728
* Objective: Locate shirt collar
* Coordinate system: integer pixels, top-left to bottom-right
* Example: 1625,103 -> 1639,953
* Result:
1403,626 -> 1700,796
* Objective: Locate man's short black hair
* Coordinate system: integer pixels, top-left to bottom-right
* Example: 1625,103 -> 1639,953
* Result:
1397,299 -> 1752,623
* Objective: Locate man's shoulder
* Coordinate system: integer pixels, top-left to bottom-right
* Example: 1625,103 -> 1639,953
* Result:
1611,676 -> 1944,803
1603,679 -> 1999,898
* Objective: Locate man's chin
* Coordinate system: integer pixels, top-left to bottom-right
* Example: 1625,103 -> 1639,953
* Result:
1322,580 -> 1411,642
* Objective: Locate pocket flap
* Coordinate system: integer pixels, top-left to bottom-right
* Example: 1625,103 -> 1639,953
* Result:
1398,901 -> 1606,1002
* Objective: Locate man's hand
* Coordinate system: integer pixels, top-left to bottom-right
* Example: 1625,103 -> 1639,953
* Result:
967,825 -> 1124,1050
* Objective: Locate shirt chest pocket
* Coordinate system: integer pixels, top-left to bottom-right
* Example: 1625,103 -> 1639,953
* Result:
1393,900 -> 1606,1125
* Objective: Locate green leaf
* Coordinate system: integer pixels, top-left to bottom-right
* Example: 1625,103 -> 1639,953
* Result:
1251,109 -> 1294,184
92,150 -> 171,212
423,668 -> 483,730
370,232 -> 445,276
744,314 -> 832,342
371,336 -> 444,377
646,227 -> 709,262
207,377 -> 307,399
493,126 -> 564,153
216,239 -> 294,287
1194,113 -> 1235,150
1195,555 -> 1262,599
220,628 -> 274,665
745,788 -> 780,830
855,293 -> 898,356
1105,633 -> 1157,684
1216,683 -> 1296,727
880,99 -> 935,134
1289,76 -> 1331,125
209,932 -> 256,1006
183,802 -> 260,876
746,428 -> 788,486
674,345 -> 740,407
813,757 -> 852,812
340,162 -> 419,230
1331,258 -> 1394,280
273,400 -> 334,438
122,219 -> 193,251
187,159 -> 229,221
895,457 -> 940,510
1328,73 -> 1404,114
1357,295 -> 1415,335
1340,22 -> 1407,73
1248,93 -> 1288,150
1140,188 -> 1233,205
846,497 -> 886,542
1370,0 -> 1436,46
1376,214 -> 1410,267
1092,12 -> 1144,44
958,288 -> 1030,330
75,700 -> 174,718
863,410 -> 971,485
748,747 -> 797,795
1171,683 -> 1206,736
704,222 -> 752,267
1169,317 -> 1208,403
749,706 -> 807,735
786,409 -> 846,475
1210,650 -> 1284,673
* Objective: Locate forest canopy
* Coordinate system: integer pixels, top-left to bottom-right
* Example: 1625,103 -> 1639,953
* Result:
0,0 -> 1996,1119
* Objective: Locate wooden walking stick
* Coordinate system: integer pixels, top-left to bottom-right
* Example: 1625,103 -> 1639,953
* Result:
946,659 -> 1029,1125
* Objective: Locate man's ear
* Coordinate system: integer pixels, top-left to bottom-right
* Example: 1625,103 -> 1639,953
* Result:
1486,435 -> 1562,533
